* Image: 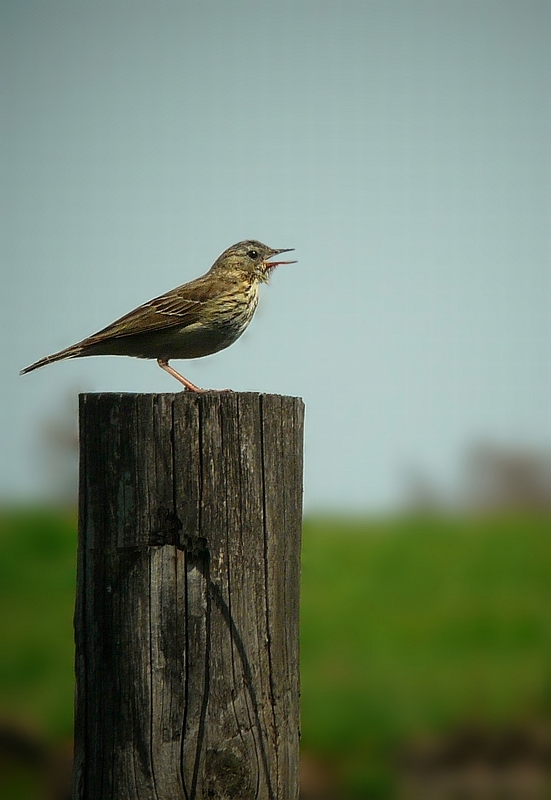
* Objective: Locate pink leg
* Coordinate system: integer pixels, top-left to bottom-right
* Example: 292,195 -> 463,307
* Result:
157,359 -> 203,392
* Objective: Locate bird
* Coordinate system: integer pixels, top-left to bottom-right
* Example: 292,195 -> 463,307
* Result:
20,240 -> 296,391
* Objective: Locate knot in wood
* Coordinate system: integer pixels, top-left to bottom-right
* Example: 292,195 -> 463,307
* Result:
149,506 -> 183,547
179,529 -> 209,557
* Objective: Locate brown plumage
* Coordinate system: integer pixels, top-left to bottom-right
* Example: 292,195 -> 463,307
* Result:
20,240 -> 295,391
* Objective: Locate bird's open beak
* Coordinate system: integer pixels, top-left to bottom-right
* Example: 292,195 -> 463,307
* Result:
265,248 -> 297,268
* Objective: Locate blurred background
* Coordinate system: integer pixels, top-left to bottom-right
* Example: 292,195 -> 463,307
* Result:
1,1 -> 549,797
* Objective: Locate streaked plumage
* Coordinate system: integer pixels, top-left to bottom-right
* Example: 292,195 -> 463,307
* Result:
20,240 -> 295,391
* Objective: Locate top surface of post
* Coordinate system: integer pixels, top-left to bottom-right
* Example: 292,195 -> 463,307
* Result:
79,390 -> 303,400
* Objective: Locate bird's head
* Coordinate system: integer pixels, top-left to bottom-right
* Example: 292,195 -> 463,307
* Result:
212,240 -> 296,283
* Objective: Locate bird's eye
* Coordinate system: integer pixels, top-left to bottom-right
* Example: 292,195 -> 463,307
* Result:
247,249 -> 259,260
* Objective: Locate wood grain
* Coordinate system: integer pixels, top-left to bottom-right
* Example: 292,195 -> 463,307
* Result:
74,392 -> 304,800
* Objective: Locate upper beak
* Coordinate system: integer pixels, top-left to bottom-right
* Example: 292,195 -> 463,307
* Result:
265,248 -> 297,267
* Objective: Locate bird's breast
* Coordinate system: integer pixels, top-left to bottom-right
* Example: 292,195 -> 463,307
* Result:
157,279 -> 259,360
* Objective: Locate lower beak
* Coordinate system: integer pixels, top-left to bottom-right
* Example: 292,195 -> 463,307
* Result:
266,248 -> 297,268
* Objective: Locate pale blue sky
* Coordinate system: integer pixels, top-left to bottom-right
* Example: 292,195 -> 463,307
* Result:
1,0 -> 549,509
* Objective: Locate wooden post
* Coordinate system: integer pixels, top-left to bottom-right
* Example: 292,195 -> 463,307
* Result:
73,392 -> 304,800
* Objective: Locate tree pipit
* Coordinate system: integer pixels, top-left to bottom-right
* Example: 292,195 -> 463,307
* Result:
20,240 -> 296,391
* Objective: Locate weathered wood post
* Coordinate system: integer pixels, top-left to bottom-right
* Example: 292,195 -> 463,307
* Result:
73,392 -> 304,800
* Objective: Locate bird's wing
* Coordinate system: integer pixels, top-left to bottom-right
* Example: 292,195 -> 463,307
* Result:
85,279 -> 216,344
20,273 -> 235,374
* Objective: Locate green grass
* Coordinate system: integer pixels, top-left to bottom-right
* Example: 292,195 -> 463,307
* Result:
0,509 -> 77,740
1,509 -> 550,797
301,514 -> 551,795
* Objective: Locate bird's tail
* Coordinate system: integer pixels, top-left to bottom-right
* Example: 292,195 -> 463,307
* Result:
20,344 -> 85,375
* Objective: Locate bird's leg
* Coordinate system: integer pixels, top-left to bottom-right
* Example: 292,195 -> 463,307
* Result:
157,359 -> 203,392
